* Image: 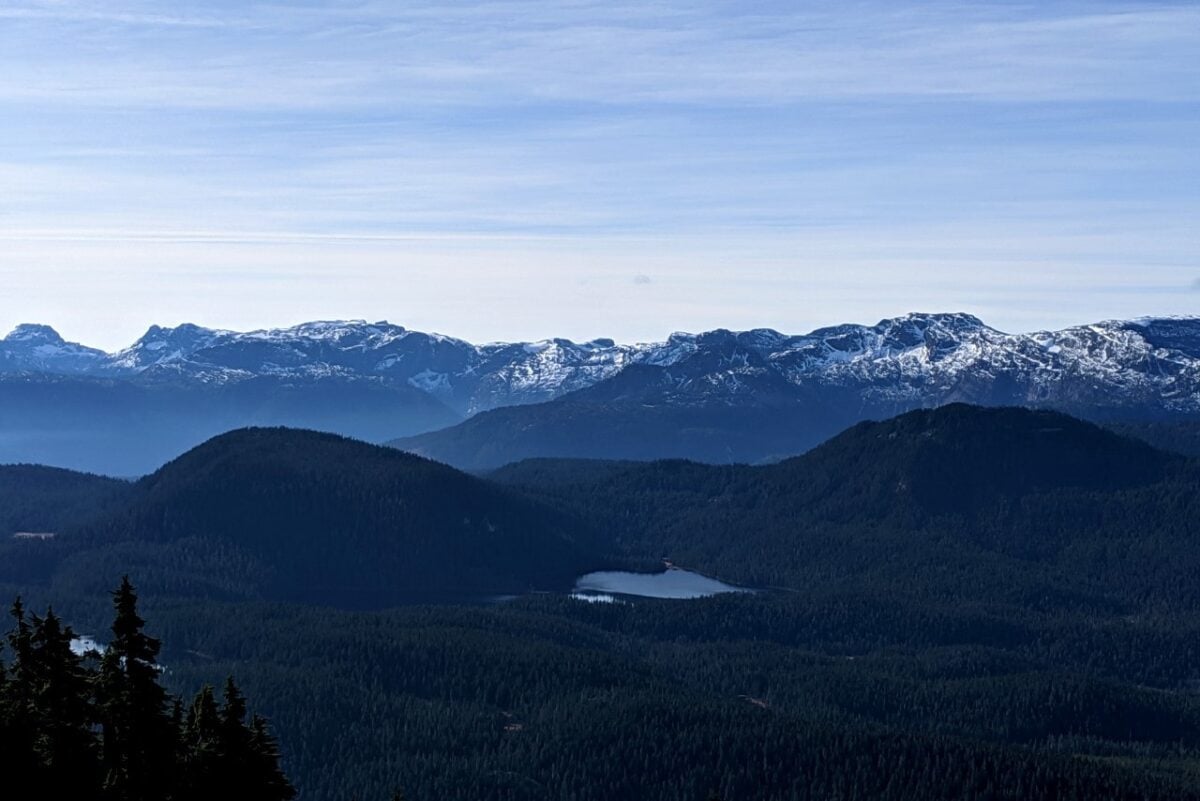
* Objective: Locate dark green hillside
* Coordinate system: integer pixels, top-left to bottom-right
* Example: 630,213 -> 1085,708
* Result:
1107,419 -> 1200,457
496,405 -> 1200,609
0,464 -> 129,535
0,465 -> 132,594
790,404 -> 1181,510
60,428 -> 603,606
486,457 -> 641,486
141,596 -> 1200,801
5,407 -> 1200,799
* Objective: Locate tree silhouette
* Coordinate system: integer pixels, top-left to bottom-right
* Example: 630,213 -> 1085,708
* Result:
0,579 -> 294,800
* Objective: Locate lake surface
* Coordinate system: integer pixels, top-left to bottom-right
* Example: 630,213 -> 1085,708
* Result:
572,568 -> 748,600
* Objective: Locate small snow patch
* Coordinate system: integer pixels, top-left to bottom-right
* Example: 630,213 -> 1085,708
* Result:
70,636 -> 104,657
12,531 -> 56,540
570,592 -> 622,604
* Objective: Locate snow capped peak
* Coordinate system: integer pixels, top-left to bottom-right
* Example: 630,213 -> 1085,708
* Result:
1115,316 -> 1200,358
884,311 -> 989,329
0,324 -> 107,375
4,314 -> 1200,419
872,311 -> 993,341
666,331 -> 698,342
109,323 -> 227,371
143,322 -> 221,340
259,319 -> 376,338
234,321 -> 415,352
742,328 -> 788,348
5,323 -> 65,344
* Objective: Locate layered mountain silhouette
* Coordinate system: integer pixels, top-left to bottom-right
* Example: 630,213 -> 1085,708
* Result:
4,313 -> 1200,473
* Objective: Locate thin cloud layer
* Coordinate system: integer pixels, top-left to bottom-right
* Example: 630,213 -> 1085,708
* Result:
0,1 -> 1197,347
2,1 -> 1198,107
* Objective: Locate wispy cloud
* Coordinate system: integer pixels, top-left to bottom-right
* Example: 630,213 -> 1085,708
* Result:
0,6 -> 243,28
1,2 -> 1197,109
0,1 -> 1197,346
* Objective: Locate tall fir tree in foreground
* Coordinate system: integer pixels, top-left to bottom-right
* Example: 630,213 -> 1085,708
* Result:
1,599 -> 99,794
0,577 -> 295,800
98,576 -> 179,800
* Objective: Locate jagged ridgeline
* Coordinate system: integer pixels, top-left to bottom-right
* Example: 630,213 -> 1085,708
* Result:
0,578 -> 293,800
4,314 -> 1200,474
390,314 -> 1200,469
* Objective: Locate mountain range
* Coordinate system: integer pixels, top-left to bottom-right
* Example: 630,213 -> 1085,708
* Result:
4,313 -> 1200,473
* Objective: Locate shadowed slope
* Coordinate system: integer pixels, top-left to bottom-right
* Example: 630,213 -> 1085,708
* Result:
495,405 -> 1200,610
62,428 -> 602,605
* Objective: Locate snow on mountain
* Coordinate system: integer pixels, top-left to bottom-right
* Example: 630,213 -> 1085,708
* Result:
108,323 -> 228,372
0,324 -> 109,374
5,313 -> 1200,418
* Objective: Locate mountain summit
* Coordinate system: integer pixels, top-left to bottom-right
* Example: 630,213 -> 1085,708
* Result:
6,312 -> 1200,414
3,313 -> 1200,473
1,323 -> 108,374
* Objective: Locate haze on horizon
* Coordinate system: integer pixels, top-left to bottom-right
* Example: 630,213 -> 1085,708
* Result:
2,0 -> 1198,351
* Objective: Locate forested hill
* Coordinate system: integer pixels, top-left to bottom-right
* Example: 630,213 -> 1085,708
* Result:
0,464 -> 129,535
779,403 -> 1184,512
7,407 -> 1197,613
1106,419 -> 1200,457
4,428 -> 604,606
494,404 -> 1200,608
4,408 -> 1200,798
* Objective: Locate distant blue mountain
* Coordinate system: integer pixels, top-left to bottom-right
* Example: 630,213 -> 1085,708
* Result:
3,313 -> 1200,473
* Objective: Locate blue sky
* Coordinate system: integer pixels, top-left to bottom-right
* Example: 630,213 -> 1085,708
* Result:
1,0 -> 1198,349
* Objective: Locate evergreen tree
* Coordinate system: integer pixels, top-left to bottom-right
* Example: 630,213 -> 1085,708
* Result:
28,608 -> 99,793
179,684 -> 223,801
0,599 -> 38,786
0,581 -> 295,800
97,576 -> 179,801
176,677 -> 294,800
247,712 -> 297,801
5,599 -> 33,700
218,675 -> 253,776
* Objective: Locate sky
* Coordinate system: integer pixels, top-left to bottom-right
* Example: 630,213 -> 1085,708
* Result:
1,0 -> 1198,350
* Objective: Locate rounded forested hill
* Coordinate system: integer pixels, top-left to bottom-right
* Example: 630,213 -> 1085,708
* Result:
785,403 -> 1185,514
65,428 -> 603,606
496,404 -> 1200,610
